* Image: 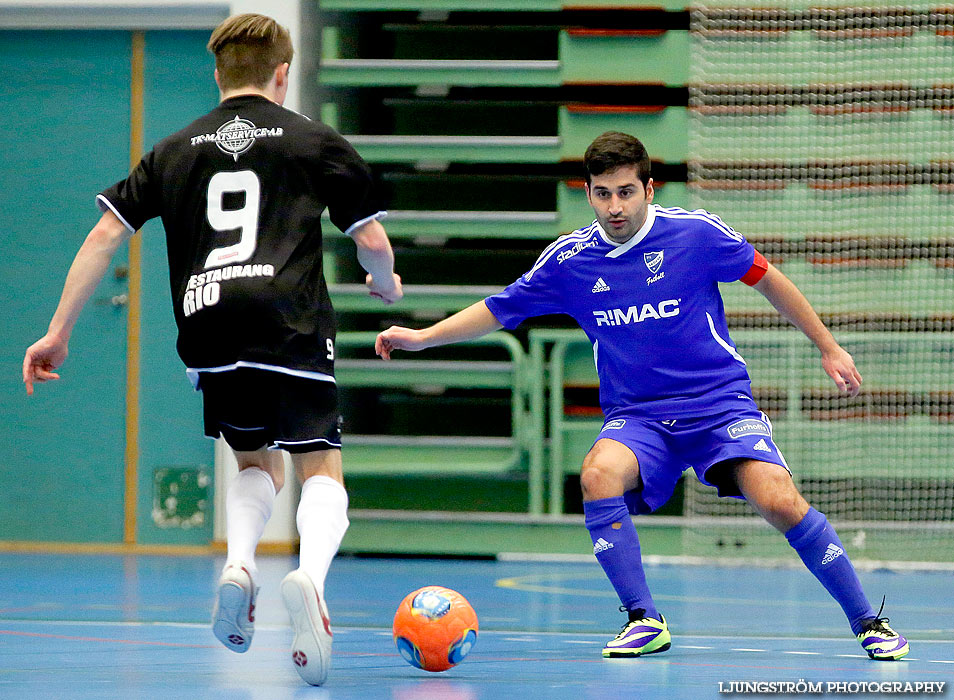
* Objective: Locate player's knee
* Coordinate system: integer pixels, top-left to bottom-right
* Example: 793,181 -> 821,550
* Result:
238,462 -> 284,494
580,456 -> 627,501
748,470 -> 808,530
580,464 -> 609,501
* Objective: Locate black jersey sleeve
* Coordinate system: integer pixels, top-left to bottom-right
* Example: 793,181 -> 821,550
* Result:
316,130 -> 384,235
96,150 -> 161,232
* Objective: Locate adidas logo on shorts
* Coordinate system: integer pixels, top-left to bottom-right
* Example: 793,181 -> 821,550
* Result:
593,537 -> 615,554
821,543 -> 844,565
753,438 -> 772,452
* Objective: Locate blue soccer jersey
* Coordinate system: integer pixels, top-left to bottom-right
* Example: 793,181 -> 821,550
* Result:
485,205 -> 758,419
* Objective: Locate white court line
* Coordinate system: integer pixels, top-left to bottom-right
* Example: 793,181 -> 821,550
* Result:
504,637 -> 540,642
557,620 -> 599,625
564,640 -> 601,645
733,648 -> 767,652
6,619 -> 953,664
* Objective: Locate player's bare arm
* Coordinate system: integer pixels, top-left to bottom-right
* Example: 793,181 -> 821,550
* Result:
752,262 -> 862,396
375,300 -> 503,360
349,218 -> 402,304
23,210 -> 132,395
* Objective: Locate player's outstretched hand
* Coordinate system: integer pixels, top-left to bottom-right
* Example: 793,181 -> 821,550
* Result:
821,345 -> 862,397
23,334 -> 68,396
376,326 -> 427,361
367,273 -> 403,305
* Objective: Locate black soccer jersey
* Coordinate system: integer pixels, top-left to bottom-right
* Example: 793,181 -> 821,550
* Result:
98,95 -> 383,382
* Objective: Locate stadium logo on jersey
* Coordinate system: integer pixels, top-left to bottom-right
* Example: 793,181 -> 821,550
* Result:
644,250 -> 664,274
191,116 -> 284,161
602,419 -> 626,431
592,299 -> 680,327
557,238 -> 599,264
726,419 -> 772,439
821,543 -> 844,565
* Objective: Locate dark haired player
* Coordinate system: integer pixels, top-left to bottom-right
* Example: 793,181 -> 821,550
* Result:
374,131 -> 908,661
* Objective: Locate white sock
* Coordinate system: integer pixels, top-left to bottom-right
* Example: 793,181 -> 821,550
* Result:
296,475 -> 350,597
225,467 -> 276,579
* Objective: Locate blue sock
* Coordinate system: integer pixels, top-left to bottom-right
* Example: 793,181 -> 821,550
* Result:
785,507 -> 875,635
584,496 -> 658,619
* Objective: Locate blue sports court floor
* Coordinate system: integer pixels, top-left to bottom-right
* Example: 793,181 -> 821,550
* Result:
1,552 -> 951,699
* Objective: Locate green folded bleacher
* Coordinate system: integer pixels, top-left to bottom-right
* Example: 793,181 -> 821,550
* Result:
317,4 -> 954,552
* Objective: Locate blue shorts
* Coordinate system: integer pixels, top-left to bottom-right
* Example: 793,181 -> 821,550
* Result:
594,408 -> 790,515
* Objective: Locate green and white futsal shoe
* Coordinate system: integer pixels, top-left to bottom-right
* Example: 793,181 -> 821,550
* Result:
602,607 -> 672,658
857,616 -> 909,660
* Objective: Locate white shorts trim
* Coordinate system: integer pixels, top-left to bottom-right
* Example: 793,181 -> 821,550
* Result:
270,437 -> 342,450
187,362 -> 336,389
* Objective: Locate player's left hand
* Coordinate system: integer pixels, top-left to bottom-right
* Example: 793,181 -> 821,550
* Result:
366,272 -> 403,305
23,334 -> 68,396
821,346 -> 862,397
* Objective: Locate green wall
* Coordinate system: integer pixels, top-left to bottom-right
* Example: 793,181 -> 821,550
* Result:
137,30 -> 219,545
0,30 -> 216,544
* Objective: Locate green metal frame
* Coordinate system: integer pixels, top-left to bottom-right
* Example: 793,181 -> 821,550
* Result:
529,328 -> 954,515
559,30 -> 690,86
330,283 -> 497,313
318,58 -> 561,87
364,210 -> 560,240
559,106 -> 688,163
334,330 -> 531,482
320,1 -> 688,13
345,134 -> 560,164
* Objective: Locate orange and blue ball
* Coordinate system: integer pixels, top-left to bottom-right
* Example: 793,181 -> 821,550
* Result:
392,586 -> 478,672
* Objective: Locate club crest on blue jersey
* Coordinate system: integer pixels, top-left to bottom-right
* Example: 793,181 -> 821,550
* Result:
644,250 -> 664,274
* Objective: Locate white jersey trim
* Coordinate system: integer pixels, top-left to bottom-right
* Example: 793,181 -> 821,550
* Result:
96,194 -> 136,233
705,312 -> 746,365
523,223 -> 599,281
603,205 -> 657,258
344,210 -> 388,236
186,361 -> 336,389
655,206 -> 744,242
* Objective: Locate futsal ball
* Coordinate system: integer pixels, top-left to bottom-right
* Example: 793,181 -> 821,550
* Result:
392,586 -> 478,672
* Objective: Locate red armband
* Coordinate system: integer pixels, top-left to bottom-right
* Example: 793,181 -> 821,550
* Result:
739,249 -> 768,286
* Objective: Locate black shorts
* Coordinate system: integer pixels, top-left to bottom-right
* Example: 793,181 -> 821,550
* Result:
198,367 -> 342,453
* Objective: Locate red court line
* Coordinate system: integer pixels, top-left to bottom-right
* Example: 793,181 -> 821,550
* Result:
0,628 -> 403,658
0,629 -> 218,649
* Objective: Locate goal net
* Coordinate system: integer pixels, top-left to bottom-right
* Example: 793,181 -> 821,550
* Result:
684,2 -> 954,564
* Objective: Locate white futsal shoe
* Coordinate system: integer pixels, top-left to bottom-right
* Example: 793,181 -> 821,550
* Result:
212,563 -> 258,653
281,568 -> 333,686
